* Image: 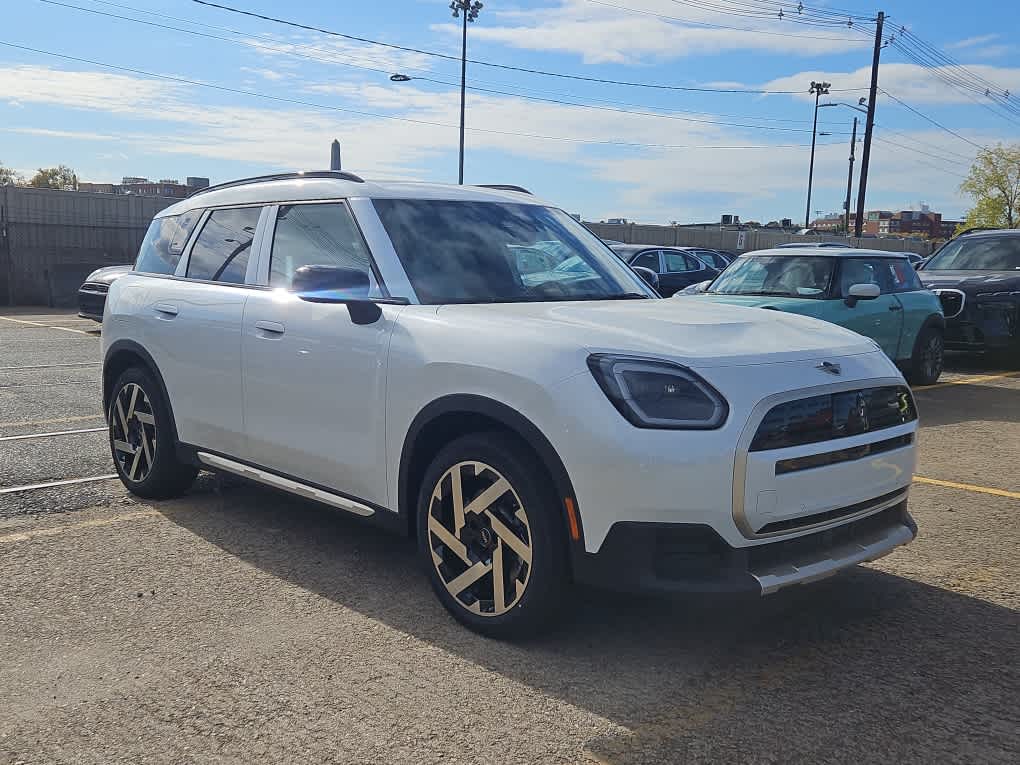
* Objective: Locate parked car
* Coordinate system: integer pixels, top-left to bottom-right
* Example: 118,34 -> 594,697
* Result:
78,265 -> 132,321
917,229 -> 1020,357
682,248 -> 945,385
103,172 -> 919,638
609,245 -> 720,296
684,247 -> 733,270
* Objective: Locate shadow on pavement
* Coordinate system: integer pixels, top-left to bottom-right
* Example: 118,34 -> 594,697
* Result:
161,488 -> 1020,764
915,381 -> 1020,427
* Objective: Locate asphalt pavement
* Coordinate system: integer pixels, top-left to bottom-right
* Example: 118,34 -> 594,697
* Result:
1,309 -> 1017,764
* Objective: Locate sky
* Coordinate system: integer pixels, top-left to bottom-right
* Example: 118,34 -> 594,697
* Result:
2,0 -> 1018,224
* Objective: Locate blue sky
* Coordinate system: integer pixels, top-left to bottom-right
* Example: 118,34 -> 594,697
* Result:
2,0 -> 1018,223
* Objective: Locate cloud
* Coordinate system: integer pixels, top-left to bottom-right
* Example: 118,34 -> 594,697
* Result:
239,67 -> 288,82
947,34 -> 1000,51
431,0 -> 869,65
242,34 -> 435,78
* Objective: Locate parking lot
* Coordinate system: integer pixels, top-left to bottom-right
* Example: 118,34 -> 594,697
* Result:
1,308 -> 1017,764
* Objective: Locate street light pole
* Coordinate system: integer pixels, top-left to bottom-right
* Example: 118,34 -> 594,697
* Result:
450,1 -> 483,185
805,80 -> 831,230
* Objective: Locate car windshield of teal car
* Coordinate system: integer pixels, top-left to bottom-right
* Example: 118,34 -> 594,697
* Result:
707,255 -> 836,298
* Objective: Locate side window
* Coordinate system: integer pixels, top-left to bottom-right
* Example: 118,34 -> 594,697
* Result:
838,258 -> 888,297
664,251 -> 698,273
631,250 -> 660,272
886,259 -> 923,292
270,202 -> 380,295
134,212 -> 200,275
186,207 -> 261,284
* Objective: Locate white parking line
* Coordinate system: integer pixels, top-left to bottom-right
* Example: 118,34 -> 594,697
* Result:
0,315 -> 97,336
0,427 -> 106,442
0,414 -> 104,429
0,474 -> 119,494
0,362 -> 100,371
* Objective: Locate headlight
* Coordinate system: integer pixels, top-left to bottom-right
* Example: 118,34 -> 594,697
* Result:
587,354 -> 728,429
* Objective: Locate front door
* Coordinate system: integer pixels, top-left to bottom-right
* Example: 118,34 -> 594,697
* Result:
659,249 -> 711,296
834,257 -> 904,359
241,201 -> 398,507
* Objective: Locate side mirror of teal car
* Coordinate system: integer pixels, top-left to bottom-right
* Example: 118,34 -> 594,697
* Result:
691,250 -> 946,386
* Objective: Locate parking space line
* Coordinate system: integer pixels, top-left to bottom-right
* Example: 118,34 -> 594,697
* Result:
0,315 -> 97,336
0,362 -> 100,371
0,510 -> 158,544
914,476 -> 1020,500
0,427 -> 106,442
0,414 -> 103,429
914,371 -> 1020,391
0,474 -> 118,495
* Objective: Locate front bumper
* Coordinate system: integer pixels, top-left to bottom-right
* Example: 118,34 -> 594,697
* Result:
78,284 -> 108,322
942,294 -> 1020,353
573,500 -> 917,596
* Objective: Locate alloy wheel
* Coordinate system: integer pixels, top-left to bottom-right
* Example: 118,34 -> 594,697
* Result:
110,382 -> 157,482
426,461 -> 533,617
923,334 -> 944,381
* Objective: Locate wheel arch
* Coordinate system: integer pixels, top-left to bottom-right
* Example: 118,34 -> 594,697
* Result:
398,394 -> 585,568
103,340 -> 180,441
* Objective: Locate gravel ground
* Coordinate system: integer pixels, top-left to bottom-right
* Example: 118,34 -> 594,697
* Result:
1,310 -> 1017,764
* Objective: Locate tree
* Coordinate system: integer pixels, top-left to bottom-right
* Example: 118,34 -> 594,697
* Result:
959,144 -> 1020,230
29,165 -> 79,191
0,161 -> 23,185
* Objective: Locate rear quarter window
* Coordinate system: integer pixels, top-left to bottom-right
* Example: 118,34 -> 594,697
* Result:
134,212 -> 201,275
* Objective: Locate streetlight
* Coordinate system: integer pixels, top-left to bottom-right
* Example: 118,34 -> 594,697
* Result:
805,80 -> 831,229
451,0 -> 483,185
820,101 -> 868,237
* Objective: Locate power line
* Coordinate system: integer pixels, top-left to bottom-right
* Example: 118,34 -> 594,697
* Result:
0,40 -> 844,152
189,0 -> 868,94
879,88 -> 988,151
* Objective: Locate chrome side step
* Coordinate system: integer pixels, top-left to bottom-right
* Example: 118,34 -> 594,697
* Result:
197,452 -> 375,517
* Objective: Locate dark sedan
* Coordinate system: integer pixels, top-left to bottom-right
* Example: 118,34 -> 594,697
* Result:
78,264 -> 132,321
609,245 -> 720,296
918,229 -> 1020,356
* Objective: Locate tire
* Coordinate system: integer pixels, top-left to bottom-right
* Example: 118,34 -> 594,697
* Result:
416,432 -> 569,639
906,326 -> 944,386
108,366 -> 197,499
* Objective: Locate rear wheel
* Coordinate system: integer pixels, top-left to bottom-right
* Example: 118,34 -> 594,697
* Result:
907,327 -> 944,386
108,367 -> 197,498
417,433 -> 569,639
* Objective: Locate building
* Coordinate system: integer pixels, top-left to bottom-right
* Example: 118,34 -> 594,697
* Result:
810,212 -> 858,232
77,176 -> 210,197
864,210 -> 896,235
861,205 -> 961,239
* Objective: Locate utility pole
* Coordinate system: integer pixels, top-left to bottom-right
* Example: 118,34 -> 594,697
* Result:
844,116 -> 858,236
805,80 -> 831,230
450,1 -> 483,185
855,10 -> 885,238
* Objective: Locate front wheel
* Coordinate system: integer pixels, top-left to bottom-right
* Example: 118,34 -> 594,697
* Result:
417,433 -> 569,639
907,327 -> 944,386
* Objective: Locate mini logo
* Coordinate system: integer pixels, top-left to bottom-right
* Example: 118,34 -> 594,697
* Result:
816,361 -> 842,375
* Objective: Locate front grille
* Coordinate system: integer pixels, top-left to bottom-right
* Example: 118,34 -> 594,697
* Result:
750,386 -> 916,452
749,502 -> 907,568
934,289 -> 965,319
756,488 -> 908,534
79,283 -> 109,295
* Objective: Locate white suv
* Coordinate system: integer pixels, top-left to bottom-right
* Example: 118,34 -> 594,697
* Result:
102,171 -> 919,638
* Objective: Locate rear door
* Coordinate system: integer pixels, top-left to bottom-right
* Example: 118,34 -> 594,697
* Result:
153,205 -> 265,455
833,257 -> 904,359
659,249 -> 711,296
240,200 -> 397,507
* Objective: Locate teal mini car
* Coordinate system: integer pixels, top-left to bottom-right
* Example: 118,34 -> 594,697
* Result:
684,248 -> 945,384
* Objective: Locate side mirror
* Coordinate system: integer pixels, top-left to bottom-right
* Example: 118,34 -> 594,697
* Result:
913,260 -> 925,271
631,265 -> 660,293
292,265 -> 393,325
845,282 -> 881,307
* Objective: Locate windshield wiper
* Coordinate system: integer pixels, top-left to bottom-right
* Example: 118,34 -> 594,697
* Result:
601,292 -> 651,300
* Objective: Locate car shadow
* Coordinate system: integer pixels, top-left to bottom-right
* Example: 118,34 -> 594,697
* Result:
159,486 -> 1019,763
914,381 -> 1020,427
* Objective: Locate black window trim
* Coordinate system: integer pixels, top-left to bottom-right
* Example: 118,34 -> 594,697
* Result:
662,248 -> 706,275
265,198 -> 390,298
629,249 -> 663,274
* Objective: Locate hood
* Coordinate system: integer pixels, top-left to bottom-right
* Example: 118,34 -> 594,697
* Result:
85,264 -> 133,284
436,297 -> 875,368
919,270 -> 1020,294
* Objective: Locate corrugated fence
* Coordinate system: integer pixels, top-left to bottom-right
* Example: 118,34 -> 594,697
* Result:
0,186 -> 176,307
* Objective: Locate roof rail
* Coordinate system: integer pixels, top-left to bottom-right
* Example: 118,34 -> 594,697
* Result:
474,184 -> 532,195
188,170 -> 365,198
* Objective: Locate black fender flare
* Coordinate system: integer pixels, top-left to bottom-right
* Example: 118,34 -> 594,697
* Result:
398,394 -> 586,563
103,339 -> 181,441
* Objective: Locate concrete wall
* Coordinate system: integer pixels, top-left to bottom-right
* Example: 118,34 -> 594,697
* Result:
584,221 -> 933,257
0,186 -> 177,307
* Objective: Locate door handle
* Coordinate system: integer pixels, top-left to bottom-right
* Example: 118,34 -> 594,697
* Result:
154,303 -> 178,316
888,304 -> 903,311
254,320 -> 285,335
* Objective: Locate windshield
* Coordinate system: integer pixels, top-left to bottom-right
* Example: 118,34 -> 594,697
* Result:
373,199 -> 652,304
708,255 -> 836,298
924,237 -> 1020,271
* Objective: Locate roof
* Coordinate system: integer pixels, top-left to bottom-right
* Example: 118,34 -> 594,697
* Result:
954,228 -> 1020,239
155,173 -> 546,218
609,244 -> 696,254
744,247 -> 914,259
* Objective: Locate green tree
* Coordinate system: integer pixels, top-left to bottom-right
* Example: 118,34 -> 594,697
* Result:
0,161 -> 23,185
959,143 -> 1020,230
28,164 -> 79,191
